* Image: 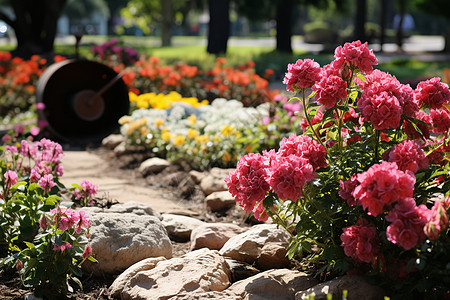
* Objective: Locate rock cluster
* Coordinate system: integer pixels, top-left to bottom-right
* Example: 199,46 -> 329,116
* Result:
79,145 -> 386,299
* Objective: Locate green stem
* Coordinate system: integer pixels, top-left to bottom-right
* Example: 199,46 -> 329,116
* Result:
271,209 -> 294,237
374,129 -> 380,163
300,89 -> 326,149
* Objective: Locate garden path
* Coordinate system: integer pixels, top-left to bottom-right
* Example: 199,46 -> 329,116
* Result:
60,150 -> 189,214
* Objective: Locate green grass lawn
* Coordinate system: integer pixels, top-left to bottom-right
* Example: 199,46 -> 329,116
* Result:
1,35 -> 449,84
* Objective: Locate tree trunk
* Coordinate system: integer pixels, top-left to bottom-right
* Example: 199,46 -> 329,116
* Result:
161,0 -> 172,47
354,0 -> 367,42
207,0 -> 230,55
10,0 -> 67,58
378,0 -> 387,52
275,0 -> 293,53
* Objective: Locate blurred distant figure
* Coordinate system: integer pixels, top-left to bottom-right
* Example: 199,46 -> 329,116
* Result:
394,13 -> 415,35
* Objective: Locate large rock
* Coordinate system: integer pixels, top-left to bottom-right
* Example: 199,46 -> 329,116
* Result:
121,248 -> 231,300
83,212 -> 172,276
219,224 -> 291,264
228,269 -> 319,300
295,275 -> 386,300
109,257 -> 167,298
161,213 -> 205,242
199,168 -> 233,195
190,223 -> 246,251
108,201 -> 161,218
204,191 -> 236,212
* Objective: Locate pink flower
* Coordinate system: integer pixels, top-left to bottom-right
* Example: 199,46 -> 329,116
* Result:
4,170 -> 18,188
54,164 -> 64,177
52,207 -> 78,231
403,111 -> 431,140
5,145 -> 18,154
75,210 -> 91,234
334,40 -> 378,74
386,198 -> 431,250
357,70 -> 418,129
34,138 -> 64,164
278,134 -> 328,169
341,219 -> 380,263
53,241 -> 72,252
225,153 -> 270,213
312,75 -> 348,109
39,215 -> 49,229
252,201 -> 270,222
429,107 -> 450,133
283,58 -> 321,92
414,77 -> 450,109
36,102 -> 46,110
339,174 -> 360,206
82,245 -> 93,259
267,155 -> 316,201
358,91 -> 402,130
30,126 -> 40,136
387,140 -> 428,173
38,174 -> 56,194
352,161 -> 416,216
424,199 -> 449,240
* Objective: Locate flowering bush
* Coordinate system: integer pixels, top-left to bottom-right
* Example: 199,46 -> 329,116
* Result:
91,38 -> 140,66
0,137 -> 97,297
0,52 -> 66,118
226,41 -> 450,298
113,56 -> 278,107
120,98 -> 272,170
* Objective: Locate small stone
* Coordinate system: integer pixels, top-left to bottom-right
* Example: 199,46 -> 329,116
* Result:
190,223 -> 246,251
102,134 -> 126,149
256,242 -> 291,270
199,168 -> 233,195
205,190 -> 236,212
162,213 -> 206,242
107,201 -> 161,218
189,170 -> 207,184
219,224 -> 290,264
139,157 -> 171,175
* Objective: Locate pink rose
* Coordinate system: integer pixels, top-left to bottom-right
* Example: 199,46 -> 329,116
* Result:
341,219 -> 380,263
387,140 -> 428,173
278,134 -> 328,169
267,155 -> 316,201
312,74 -> 348,109
283,58 -> 321,92
334,40 -> 378,74
414,77 -> 450,109
429,107 -> 450,133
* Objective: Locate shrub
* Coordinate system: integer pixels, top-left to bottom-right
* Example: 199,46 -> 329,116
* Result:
226,40 -> 450,299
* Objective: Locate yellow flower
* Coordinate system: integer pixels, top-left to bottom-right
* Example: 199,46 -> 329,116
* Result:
188,128 -> 199,139
138,118 -> 147,127
187,114 -> 197,125
155,118 -> 164,128
221,125 -> 234,136
174,135 -> 186,146
195,135 -> 209,143
140,127 -> 149,136
213,135 -> 220,142
162,131 -> 171,142
125,125 -> 135,135
222,152 -> 231,162
119,116 -> 131,125
129,91 -> 139,103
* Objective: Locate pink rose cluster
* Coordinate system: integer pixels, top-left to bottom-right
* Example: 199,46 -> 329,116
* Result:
334,40 -> 378,74
357,70 -> 417,130
341,160 -> 450,255
352,161 -> 416,217
283,58 -> 321,92
341,219 -> 380,263
384,139 -> 429,173
403,77 -> 450,138
225,134 -> 327,221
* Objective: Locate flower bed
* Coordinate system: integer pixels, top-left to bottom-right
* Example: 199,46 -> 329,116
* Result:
225,40 -> 450,299
0,137 -> 98,298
